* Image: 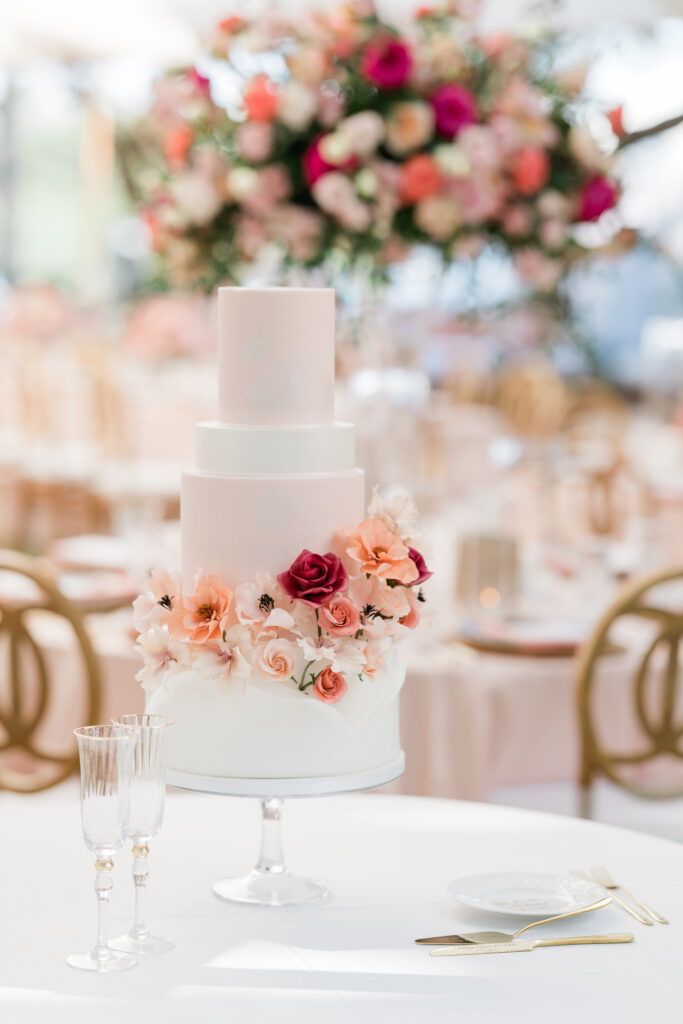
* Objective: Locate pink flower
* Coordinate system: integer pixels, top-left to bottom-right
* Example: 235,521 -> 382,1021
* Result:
313,666 -> 348,704
303,135 -> 356,186
431,84 -> 477,137
578,176 -> 618,222
243,75 -> 279,121
361,37 -> 413,90
188,68 -> 211,95
458,125 -> 501,173
346,518 -> 418,584
319,595 -> 361,636
362,643 -> 385,679
182,575 -> 233,645
515,248 -> 563,293
502,204 -> 533,238
278,550 -> 348,607
235,121 -> 273,162
253,637 -> 297,680
268,204 -> 324,261
407,547 -> 432,585
512,146 -> 549,196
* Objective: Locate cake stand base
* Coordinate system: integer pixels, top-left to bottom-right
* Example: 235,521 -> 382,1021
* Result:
167,754 -> 404,907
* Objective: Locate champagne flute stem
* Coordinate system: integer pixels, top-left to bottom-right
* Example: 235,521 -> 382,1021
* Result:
94,859 -> 114,960
257,798 -> 285,874
131,844 -> 150,939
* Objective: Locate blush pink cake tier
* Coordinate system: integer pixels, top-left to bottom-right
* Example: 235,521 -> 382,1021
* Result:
146,286 -> 405,779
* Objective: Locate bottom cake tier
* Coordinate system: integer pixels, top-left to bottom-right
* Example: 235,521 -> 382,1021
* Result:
145,652 -> 405,779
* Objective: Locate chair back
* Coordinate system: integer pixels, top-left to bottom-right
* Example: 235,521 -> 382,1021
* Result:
0,550 -> 102,792
576,566 -> 683,806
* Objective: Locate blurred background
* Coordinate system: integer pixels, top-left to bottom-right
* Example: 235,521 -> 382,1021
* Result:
1,0 -> 683,835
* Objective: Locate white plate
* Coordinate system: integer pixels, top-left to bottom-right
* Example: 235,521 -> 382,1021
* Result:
447,872 -> 606,919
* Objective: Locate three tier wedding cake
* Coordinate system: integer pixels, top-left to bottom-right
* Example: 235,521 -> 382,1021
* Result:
136,286 -> 431,779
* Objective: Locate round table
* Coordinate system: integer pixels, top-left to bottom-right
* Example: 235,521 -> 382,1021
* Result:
1,787 -> 679,1022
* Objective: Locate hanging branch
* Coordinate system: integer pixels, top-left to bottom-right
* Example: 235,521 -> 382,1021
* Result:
619,112 -> 683,149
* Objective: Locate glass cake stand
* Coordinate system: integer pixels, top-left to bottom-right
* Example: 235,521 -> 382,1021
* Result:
166,754 -> 404,906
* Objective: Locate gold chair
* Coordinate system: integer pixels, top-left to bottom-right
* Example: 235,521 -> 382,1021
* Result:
0,550 -> 102,792
576,566 -> 683,817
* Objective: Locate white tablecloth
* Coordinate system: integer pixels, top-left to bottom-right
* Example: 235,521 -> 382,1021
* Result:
0,786 -> 680,1022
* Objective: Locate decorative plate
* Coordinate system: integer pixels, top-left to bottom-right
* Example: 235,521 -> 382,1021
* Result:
447,872 -> 606,919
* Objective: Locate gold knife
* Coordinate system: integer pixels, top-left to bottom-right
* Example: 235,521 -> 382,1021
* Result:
430,933 -> 634,956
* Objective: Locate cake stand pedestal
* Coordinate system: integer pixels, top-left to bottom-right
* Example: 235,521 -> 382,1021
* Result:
166,753 -> 404,907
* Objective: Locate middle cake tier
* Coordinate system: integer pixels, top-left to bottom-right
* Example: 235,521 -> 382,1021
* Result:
181,467 -> 365,588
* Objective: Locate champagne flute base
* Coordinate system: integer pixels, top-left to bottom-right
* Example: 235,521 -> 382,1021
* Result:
66,949 -> 137,972
110,932 -> 174,954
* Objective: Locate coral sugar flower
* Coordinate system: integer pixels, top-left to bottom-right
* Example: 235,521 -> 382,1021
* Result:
182,575 -> 233,644
346,518 -> 419,584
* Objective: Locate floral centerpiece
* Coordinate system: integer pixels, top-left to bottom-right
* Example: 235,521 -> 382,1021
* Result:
134,491 -> 431,705
121,0 -> 624,293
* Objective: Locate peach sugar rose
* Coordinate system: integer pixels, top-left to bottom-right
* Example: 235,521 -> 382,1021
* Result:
181,575 -> 233,644
313,666 -> 348,704
253,637 -> 297,681
346,518 -> 418,584
318,595 -> 361,636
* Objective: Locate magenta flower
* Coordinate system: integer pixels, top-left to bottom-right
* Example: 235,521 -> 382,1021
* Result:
431,84 -> 477,137
578,176 -> 618,222
303,135 -> 356,186
361,37 -> 413,90
407,547 -> 432,586
278,550 -> 348,607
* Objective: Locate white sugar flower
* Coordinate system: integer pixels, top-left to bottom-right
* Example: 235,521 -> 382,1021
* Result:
297,636 -> 336,664
192,625 -> 252,701
133,566 -> 181,631
135,625 -> 189,693
368,486 -> 419,540
330,639 -> 366,676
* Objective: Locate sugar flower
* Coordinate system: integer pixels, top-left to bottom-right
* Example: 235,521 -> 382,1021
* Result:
319,595 -> 361,637
135,625 -> 189,692
182,574 -> 233,644
346,518 -> 418,584
193,626 -> 252,698
313,666 -> 348,704
278,549 -> 347,607
253,637 -> 298,681
133,566 -> 183,630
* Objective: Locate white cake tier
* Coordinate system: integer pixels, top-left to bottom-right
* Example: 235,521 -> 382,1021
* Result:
195,420 -> 356,476
181,467 -> 365,587
146,652 -> 405,779
218,287 -> 335,427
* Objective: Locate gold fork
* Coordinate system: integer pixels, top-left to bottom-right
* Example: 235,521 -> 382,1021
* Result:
590,866 -> 668,925
571,869 -> 652,926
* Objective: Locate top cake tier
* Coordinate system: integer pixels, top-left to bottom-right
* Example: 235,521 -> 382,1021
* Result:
218,286 -> 335,426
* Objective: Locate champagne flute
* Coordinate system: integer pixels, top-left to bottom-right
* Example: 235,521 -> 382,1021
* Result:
110,714 -> 174,954
67,725 -> 137,972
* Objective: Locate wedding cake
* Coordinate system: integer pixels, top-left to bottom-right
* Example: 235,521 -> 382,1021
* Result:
138,286 -> 431,780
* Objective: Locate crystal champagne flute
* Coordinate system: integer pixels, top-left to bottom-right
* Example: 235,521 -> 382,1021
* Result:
67,725 -> 137,972
110,714 -> 174,954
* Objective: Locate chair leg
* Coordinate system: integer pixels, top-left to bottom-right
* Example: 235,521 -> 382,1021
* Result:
578,783 -> 593,820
